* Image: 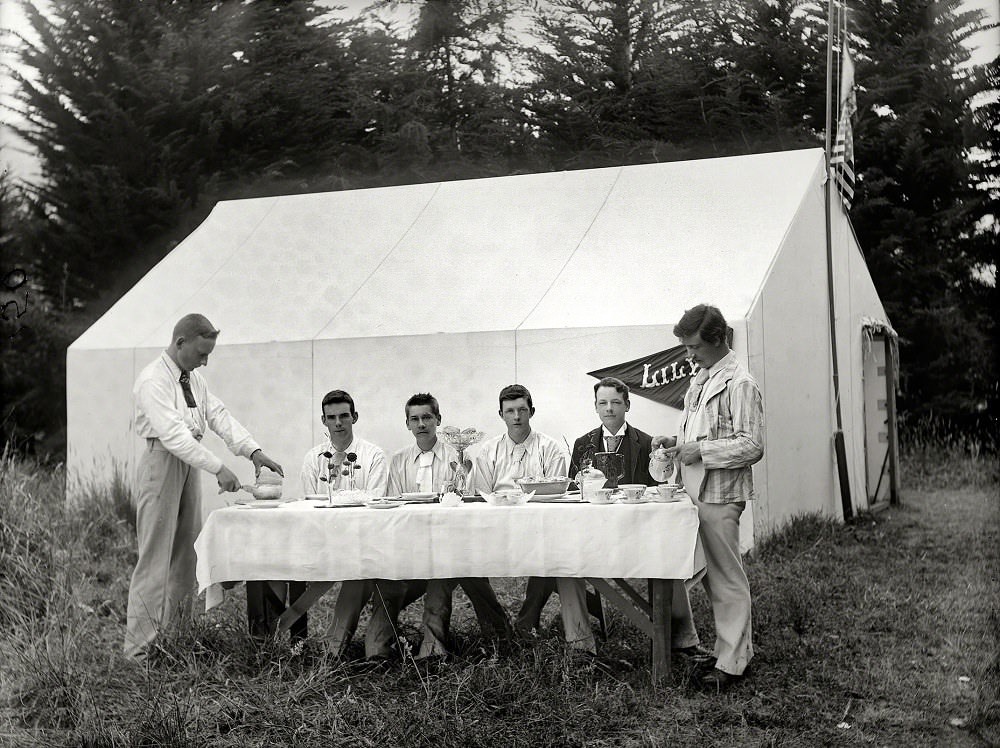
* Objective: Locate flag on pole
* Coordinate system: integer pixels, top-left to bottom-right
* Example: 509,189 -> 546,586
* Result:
831,40 -> 857,208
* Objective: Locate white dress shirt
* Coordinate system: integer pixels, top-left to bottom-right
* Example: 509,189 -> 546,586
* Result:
387,439 -> 459,496
133,352 -> 260,474
474,430 -> 568,493
301,436 -> 388,496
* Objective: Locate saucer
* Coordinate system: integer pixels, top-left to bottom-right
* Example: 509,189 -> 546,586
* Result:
366,500 -> 403,510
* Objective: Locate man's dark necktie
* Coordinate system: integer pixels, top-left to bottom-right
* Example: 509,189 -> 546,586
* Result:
179,371 -> 197,408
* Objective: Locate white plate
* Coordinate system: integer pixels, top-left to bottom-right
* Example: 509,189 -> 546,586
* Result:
366,500 -> 403,510
528,493 -> 582,503
401,492 -> 436,500
236,499 -> 284,508
619,497 -> 650,505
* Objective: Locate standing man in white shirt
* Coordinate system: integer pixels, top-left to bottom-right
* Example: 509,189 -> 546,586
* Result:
387,393 -> 512,658
127,313 -> 283,661
299,390 -> 402,660
475,384 -> 596,655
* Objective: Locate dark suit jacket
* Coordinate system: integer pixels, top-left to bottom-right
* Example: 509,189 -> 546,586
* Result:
570,423 -> 656,486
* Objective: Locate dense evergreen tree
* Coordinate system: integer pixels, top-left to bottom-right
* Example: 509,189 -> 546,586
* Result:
12,1 -> 243,301
848,0 -> 996,423
525,0 -> 824,166
11,0 -> 359,304
525,0 -> 678,163
344,0 -> 531,179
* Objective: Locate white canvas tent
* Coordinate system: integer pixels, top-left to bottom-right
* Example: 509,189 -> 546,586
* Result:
67,147 -> 897,549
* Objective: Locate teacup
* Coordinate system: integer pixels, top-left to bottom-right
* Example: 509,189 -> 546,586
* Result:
440,491 -> 463,507
619,484 -> 646,501
581,478 -> 606,502
588,487 -> 616,505
655,483 -> 679,502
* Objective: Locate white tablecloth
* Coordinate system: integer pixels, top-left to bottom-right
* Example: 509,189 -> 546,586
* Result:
195,500 -> 702,610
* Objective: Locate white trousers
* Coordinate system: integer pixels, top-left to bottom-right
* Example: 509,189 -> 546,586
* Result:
327,579 -> 409,659
124,442 -> 201,659
675,500 -> 754,675
554,578 -> 597,653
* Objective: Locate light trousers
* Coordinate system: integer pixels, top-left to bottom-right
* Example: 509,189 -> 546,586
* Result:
675,500 -> 754,675
418,577 -> 511,658
124,442 -> 201,660
555,578 -> 597,652
327,579 -> 409,659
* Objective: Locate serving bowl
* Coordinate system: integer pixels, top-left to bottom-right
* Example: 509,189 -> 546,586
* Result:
516,477 -> 571,496
240,484 -> 282,500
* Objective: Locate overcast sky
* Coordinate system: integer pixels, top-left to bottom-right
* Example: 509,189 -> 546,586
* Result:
2,0 -> 997,185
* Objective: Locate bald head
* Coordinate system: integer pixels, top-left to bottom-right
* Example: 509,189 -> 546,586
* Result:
172,314 -> 218,343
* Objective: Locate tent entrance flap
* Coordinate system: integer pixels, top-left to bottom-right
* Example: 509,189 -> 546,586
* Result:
861,330 -> 899,508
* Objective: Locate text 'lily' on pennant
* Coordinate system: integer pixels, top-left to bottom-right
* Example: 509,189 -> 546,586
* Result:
587,345 -> 701,410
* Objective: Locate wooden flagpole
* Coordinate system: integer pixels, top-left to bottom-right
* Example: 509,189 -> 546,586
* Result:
824,0 -> 854,520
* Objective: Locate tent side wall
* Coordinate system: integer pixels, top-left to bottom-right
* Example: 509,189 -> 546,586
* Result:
66,348 -> 137,500
748,167 -> 839,538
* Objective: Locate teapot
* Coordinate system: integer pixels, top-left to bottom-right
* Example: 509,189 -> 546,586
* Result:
576,464 -> 606,502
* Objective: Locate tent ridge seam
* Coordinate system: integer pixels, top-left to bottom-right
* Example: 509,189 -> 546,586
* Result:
515,168 -> 624,331
311,182 -> 443,339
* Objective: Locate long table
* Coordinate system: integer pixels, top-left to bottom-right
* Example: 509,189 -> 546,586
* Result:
195,498 -> 703,681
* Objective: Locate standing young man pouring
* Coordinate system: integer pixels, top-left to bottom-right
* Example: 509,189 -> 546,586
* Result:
651,304 -> 764,691
127,313 -> 283,660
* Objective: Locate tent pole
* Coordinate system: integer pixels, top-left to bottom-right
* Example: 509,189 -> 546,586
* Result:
884,336 -> 901,505
825,0 -> 854,520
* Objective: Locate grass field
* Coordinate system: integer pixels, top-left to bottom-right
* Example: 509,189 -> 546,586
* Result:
1,444 -> 997,747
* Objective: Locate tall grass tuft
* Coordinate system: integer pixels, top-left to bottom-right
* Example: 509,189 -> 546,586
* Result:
1,452 -> 137,744
898,412 -> 998,489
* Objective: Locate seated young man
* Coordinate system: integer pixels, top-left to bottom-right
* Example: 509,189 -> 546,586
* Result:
516,377 -> 651,636
476,384 -> 595,654
300,389 -> 404,660
387,393 -> 512,658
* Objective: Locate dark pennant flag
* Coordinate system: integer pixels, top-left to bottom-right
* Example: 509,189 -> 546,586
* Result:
588,345 -> 700,410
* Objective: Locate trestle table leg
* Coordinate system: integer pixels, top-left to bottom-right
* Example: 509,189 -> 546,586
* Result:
648,579 -> 674,684
276,582 -> 336,634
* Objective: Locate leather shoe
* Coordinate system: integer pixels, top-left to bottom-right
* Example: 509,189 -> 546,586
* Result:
673,645 -> 716,664
697,668 -> 743,692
